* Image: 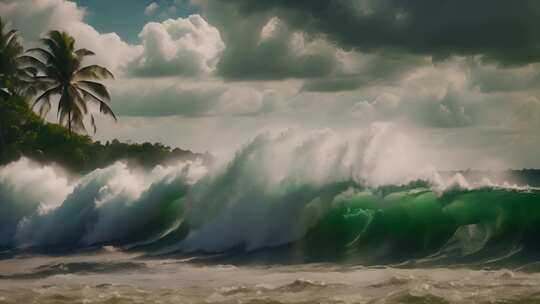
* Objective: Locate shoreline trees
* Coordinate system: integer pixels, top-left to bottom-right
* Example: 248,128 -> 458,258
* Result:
0,17 -> 211,172
1,17 -> 116,136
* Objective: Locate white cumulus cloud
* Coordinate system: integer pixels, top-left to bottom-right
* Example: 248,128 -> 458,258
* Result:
0,0 -> 141,75
128,15 -> 225,77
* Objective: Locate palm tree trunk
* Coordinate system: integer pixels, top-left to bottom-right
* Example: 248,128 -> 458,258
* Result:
68,110 -> 72,136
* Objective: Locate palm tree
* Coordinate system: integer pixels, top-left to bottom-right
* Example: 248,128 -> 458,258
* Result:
25,30 -> 116,135
0,18 -> 37,99
0,18 -> 38,159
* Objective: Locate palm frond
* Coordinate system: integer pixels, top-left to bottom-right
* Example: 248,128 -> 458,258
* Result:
98,100 -> 117,121
22,66 -> 38,76
75,48 -> 95,57
40,37 -> 61,56
26,47 -> 55,64
37,96 -> 52,117
32,75 -> 58,82
0,88 -> 10,100
32,85 -> 61,115
90,114 -> 97,134
76,80 -> 111,101
77,86 -> 117,121
74,65 -> 114,80
68,102 -> 86,132
17,55 -> 48,72
5,29 -> 19,49
68,85 -> 88,114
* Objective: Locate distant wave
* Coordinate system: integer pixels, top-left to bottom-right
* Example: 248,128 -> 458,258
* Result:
2,126 -> 540,268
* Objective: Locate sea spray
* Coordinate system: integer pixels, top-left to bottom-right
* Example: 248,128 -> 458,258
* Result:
172,126 -> 439,252
1,159 -> 206,249
1,127 -> 540,268
0,158 -> 73,247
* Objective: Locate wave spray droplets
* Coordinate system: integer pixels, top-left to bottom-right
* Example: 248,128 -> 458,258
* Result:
1,125 -> 540,268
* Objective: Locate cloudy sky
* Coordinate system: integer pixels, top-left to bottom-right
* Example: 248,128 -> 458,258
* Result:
2,0 -> 540,169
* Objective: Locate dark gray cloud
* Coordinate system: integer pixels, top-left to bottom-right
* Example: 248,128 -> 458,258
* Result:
195,0 -> 339,81
467,61 -> 540,93
196,0 -> 429,90
413,86 -> 473,128
110,83 -> 285,117
214,0 -> 540,66
301,52 -> 425,92
302,76 -> 367,92
217,34 -> 337,81
112,85 -> 225,117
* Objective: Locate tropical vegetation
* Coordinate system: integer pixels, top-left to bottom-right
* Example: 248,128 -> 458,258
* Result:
0,17 -> 211,173
25,30 -> 116,134
0,19 -> 37,98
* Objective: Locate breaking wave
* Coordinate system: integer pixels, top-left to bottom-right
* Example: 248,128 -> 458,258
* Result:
2,124 -> 540,268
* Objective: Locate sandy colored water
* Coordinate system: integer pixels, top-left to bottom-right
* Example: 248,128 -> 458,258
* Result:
1,250 -> 540,303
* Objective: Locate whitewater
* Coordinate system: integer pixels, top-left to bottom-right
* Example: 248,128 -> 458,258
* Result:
2,124 -> 540,303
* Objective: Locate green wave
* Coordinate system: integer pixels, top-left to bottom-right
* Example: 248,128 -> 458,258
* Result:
297,184 -> 540,266
4,157 -> 540,269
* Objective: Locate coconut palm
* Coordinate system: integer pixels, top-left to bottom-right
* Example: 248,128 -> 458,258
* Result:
0,18 -> 39,158
0,18 -> 37,99
26,30 -> 116,134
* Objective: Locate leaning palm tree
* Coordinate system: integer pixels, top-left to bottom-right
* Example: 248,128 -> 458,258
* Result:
0,17 -> 37,99
25,30 -> 116,134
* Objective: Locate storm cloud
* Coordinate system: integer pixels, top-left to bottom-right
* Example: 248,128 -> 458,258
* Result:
211,0 -> 540,66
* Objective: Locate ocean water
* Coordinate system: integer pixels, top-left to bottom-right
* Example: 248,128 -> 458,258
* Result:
2,128 -> 540,303
2,251 -> 540,303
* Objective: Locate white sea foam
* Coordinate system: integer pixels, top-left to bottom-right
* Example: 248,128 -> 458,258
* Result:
0,125 -> 535,252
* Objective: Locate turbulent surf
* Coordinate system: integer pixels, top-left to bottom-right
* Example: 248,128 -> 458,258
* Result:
2,126 -> 540,270
4,127 -> 540,303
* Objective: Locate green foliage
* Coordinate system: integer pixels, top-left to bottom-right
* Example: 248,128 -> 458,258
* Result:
0,19 -> 209,172
0,96 -> 211,173
0,18 -> 38,97
25,30 -> 116,134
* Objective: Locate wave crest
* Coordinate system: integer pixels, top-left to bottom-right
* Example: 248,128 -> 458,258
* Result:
1,128 -> 539,268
